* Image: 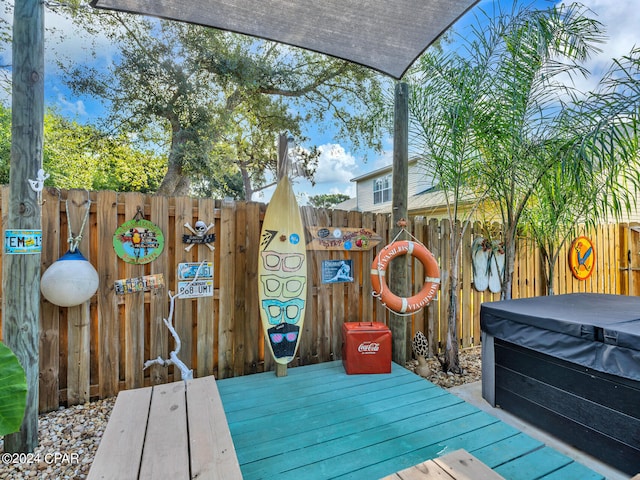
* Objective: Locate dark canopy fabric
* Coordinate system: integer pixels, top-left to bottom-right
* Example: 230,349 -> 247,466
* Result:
90,0 -> 479,79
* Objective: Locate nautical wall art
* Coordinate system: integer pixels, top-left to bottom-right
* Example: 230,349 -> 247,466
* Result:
114,274 -> 165,295
321,259 -> 354,284
569,236 -> 595,280
113,215 -> 164,264
307,227 -> 381,251
183,220 -> 215,251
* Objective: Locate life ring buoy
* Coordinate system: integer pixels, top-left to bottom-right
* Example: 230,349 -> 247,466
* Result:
371,240 -> 440,313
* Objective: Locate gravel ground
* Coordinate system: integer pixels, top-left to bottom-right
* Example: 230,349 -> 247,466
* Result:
0,347 -> 482,479
406,345 -> 483,388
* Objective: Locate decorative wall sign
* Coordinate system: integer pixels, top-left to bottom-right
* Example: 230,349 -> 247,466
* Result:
183,221 -> 215,251
177,280 -> 213,298
569,236 -> 595,280
178,262 -> 213,280
321,259 -> 354,284
113,218 -> 164,264
307,227 -> 381,251
115,274 -> 165,295
4,229 -> 42,254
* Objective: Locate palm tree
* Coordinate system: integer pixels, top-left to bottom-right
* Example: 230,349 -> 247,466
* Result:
409,1 -> 640,371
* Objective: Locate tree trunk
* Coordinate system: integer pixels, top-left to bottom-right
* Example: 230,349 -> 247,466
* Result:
441,232 -> 461,374
156,161 -> 188,196
156,130 -> 190,196
501,225 -> 518,300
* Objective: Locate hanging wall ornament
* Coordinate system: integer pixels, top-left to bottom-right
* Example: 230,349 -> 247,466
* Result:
41,195 -> 100,307
113,207 -> 165,264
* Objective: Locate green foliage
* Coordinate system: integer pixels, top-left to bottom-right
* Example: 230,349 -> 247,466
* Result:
308,193 -> 350,209
44,110 -> 166,192
0,104 -> 166,192
0,103 -> 10,183
59,9 -> 387,197
0,341 -> 27,436
411,1 -> 640,300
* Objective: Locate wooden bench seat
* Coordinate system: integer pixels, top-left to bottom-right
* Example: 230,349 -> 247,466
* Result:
88,376 -> 241,480
381,449 -> 505,480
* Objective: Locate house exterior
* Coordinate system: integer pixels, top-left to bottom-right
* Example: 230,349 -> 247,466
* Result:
338,157 -> 640,224
337,158 -> 482,219
346,158 -> 435,213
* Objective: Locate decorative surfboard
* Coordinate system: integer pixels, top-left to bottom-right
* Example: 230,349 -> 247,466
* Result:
258,176 -> 307,365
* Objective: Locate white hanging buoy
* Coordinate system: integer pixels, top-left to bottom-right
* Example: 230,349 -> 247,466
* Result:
40,250 -> 99,307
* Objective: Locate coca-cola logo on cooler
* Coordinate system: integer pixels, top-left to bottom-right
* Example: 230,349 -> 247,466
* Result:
358,342 -> 380,354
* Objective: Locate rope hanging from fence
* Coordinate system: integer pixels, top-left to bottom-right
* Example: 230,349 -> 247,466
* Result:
66,194 -> 91,253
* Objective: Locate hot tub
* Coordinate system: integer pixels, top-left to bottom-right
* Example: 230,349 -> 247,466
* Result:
480,293 -> 640,476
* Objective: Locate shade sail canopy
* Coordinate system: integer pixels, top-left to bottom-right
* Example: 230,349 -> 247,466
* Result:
90,0 -> 479,79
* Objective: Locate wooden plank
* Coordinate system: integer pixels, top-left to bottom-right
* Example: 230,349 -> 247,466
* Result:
439,219 -> 451,349
186,376 -> 242,480
612,223 -> 622,294
331,209 -> 347,359
139,381 -> 190,480
313,207 -> 333,363
460,222 -> 472,347
97,190 -> 119,398
123,192 -> 146,389
196,197 -> 216,377
66,189 -> 92,405
412,216 -> 426,337
427,218 -> 440,355
218,198 -> 236,377
298,206 -> 316,365
148,194 -> 169,385
173,195 -> 194,381
434,449 -> 505,480
87,387 -> 152,480
382,449 -> 506,480
495,446 -> 573,479
39,188 -> 61,411
379,459 -> 450,479
233,201 -> 248,375
361,211 -> 375,324
374,212 -> 389,324
244,201 -> 261,373
347,210 -> 362,323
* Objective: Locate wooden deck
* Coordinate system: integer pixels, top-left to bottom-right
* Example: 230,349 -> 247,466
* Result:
217,361 -> 605,480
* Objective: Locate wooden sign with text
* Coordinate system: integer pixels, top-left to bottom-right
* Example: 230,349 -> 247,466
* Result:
306,227 -> 381,251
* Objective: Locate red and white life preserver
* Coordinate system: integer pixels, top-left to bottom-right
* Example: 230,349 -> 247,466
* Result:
371,240 -> 440,314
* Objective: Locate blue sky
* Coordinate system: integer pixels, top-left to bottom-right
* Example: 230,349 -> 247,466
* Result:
1,0 -> 639,203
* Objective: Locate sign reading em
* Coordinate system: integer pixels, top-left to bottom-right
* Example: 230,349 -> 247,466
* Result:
4,229 -> 42,254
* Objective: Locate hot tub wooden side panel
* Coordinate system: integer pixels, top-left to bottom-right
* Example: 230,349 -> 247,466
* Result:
494,339 -> 640,476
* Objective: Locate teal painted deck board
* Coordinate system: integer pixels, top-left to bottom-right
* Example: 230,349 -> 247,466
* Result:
495,446 -> 574,479
217,360 -> 606,480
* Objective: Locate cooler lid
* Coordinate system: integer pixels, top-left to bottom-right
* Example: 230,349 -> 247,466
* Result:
343,322 -> 390,332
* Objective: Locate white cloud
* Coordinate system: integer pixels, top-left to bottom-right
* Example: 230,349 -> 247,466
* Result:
313,143 -> 358,184
559,0 -> 639,92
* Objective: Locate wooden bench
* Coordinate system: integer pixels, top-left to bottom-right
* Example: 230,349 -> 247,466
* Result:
381,449 -> 505,480
87,376 -> 242,480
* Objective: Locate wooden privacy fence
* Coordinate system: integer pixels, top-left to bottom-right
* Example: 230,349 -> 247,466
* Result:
0,187 -> 633,412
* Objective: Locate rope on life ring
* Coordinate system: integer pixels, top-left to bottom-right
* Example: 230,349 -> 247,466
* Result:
371,240 -> 440,314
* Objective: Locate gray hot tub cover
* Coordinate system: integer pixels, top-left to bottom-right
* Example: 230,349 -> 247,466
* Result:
481,293 -> 640,381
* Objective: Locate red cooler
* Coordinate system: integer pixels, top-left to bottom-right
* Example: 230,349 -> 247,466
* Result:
342,322 -> 392,374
